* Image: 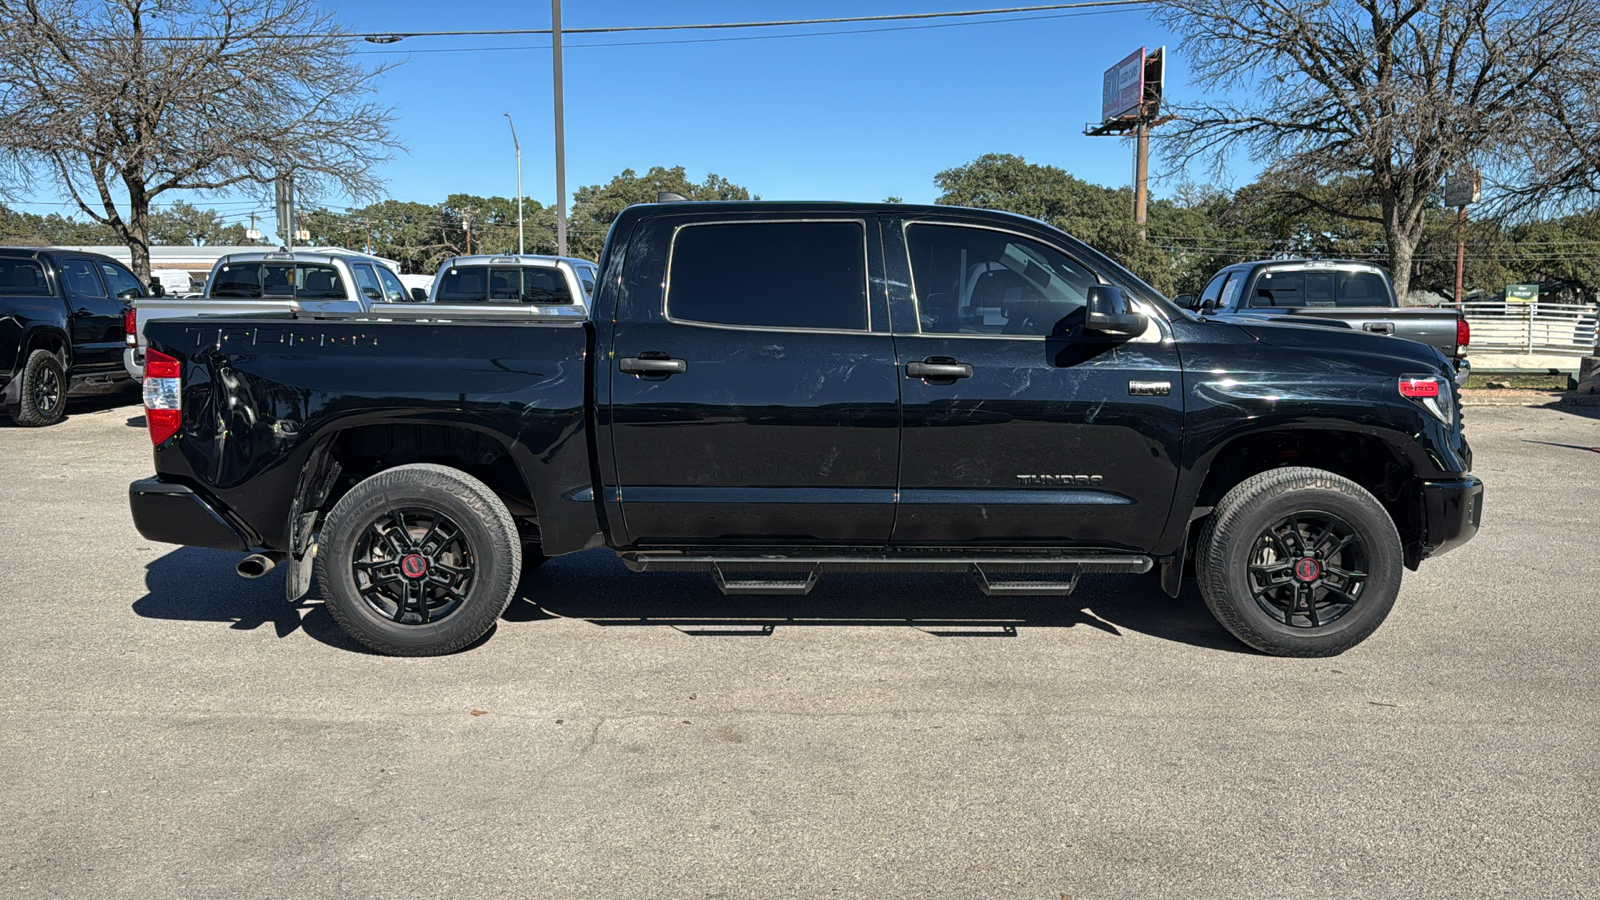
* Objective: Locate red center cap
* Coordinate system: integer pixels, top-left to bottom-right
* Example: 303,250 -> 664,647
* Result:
401,554 -> 428,579
1294,557 -> 1321,582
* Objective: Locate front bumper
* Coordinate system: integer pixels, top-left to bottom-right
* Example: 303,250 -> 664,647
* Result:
1418,476 -> 1484,560
129,477 -> 249,551
1452,356 -> 1471,386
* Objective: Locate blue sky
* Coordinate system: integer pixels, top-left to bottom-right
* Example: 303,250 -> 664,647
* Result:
19,1 -> 1251,228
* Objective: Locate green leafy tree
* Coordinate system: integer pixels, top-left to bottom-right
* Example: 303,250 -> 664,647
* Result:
147,201 -> 249,246
567,166 -> 753,259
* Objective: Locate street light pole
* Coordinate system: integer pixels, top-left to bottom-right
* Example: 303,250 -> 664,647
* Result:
504,113 -> 524,255
551,0 -> 567,258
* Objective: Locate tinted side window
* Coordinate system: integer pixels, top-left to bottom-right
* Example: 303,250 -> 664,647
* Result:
99,262 -> 145,298
906,223 -> 1096,336
61,259 -> 107,297
1252,270 -> 1304,307
668,221 -> 867,331
0,259 -> 48,296
1198,272 -> 1229,308
375,266 -> 409,302
351,264 -> 383,301
1336,271 -> 1388,306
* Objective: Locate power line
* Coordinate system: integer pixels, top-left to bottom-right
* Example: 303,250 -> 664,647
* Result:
67,2 -> 1153,42
353,8 -> 1139,55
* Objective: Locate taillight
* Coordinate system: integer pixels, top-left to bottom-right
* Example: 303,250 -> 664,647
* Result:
123,308 -> 137,346
1399,375 -> 1451,424
1456,317 -> 1470,353
143,349 -> 182,445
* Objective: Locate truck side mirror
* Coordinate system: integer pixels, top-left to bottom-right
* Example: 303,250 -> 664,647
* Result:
1085,285 -> 1148,337
148,281 -> 166,297
1174,292 -> 1196,309
409,287 -> 428,302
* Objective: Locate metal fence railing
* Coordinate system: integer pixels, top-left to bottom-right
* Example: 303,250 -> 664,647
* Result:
1441,301 -> 1599,356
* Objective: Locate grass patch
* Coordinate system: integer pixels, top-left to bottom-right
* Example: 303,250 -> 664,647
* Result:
1463,373 -> 1572,391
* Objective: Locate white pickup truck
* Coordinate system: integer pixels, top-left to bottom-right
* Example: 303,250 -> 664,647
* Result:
124,249 -> 413,378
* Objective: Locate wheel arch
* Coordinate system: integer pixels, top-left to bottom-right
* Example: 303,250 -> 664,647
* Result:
1161,424 -> 1431,595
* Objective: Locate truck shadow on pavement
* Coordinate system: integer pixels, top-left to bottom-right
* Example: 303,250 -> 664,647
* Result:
132,546 -> 1249,655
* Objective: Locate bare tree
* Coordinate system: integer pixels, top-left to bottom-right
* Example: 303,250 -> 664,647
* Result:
1157,0 -> 1600,299
0,0 -> 399,280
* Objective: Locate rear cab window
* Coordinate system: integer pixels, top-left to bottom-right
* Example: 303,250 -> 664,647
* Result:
436,266 -> 575,304
667,220 -> 868,331
211,262 -> 347,299
60,259 -> 107,297
1250,265 -> 1392,308
0,259 -> 49,296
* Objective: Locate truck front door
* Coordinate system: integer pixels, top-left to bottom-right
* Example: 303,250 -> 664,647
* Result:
886,219 -> 1183,550
605,216 -> 900,548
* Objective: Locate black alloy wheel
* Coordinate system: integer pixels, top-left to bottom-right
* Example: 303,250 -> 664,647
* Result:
1245,512 -> 1368,628
1195,466 -> 1402,657
9,349 -> 69,426
317,463 -> 522,656
33,363 -> 62,418
353,508 -> 477,626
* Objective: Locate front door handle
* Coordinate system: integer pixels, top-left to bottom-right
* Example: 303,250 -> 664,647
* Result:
619,355 -> 687,375
906,359 -> 973,379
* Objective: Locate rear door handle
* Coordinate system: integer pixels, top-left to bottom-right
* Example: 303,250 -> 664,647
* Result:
1363,322 -> 1395,334
905,359 -> 973,379
619,355 -> 687,375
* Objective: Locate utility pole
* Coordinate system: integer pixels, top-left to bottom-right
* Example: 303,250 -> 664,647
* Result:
1086,47 -> 1168,243
1444,166 -> 1480,305
1134,121 -> 1150,241
463,208 -> 473,256
551,0 -> 568,258
504,113 -> 524,255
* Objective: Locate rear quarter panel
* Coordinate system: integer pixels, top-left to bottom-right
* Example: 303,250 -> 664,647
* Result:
145,316 -> 594,552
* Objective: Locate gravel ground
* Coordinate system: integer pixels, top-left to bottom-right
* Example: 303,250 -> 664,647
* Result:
0,393 -> 1595,899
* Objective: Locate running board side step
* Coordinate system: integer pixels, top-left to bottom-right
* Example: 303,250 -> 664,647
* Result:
619,552 -> 1152,597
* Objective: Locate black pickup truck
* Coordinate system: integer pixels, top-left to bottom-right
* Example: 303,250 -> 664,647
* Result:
2,248 -> 147,425
129,202 -> 1482,657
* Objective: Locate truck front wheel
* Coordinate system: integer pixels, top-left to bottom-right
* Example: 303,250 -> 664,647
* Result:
316,464 -> 522,656
1195,467 -> 1403,657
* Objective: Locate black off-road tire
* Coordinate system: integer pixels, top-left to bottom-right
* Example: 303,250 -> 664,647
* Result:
1195,466 -> 1403,657
316,464 -> 521,656
9,349 -> 68,427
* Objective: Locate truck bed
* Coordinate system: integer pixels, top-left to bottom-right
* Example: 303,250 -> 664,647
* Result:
1226,306 -> 1461,358
139,311 -> 598,554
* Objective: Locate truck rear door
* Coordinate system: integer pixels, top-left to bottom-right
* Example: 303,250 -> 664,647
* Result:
603,215 -> 900,547
56,256 -> 125,373
883,217 -> 1183,550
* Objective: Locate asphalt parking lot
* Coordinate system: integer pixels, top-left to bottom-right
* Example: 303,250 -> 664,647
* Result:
1,392 -> 1595,899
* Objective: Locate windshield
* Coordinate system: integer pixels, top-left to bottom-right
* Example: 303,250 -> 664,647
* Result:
210,262 -> 348,300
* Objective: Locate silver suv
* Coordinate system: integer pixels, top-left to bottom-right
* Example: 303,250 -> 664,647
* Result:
428,255 -> 596,309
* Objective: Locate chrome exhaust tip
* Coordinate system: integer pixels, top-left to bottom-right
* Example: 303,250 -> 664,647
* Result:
237,552 -> 286,579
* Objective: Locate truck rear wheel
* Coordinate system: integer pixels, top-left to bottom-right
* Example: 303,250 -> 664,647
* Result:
8,349 -> 67,427
316,464 -> 521,656
1195,467 -> 1402,657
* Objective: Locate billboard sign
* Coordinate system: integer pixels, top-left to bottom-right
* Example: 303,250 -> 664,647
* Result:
1444,166 -> 1481,207
1101,47 -> 1145,122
